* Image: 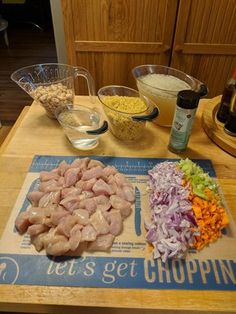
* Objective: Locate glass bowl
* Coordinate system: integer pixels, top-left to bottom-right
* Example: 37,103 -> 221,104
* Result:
97,85 -> 159,141
132,65 -> 208,127
11,63 -> 95,118
56,104 -> 108,150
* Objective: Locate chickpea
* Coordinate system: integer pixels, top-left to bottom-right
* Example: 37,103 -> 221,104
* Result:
31,83 -> 74,118
39,94 -> 47,103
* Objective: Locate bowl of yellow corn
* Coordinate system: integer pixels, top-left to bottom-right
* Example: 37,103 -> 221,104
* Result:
98,85 -> 159,141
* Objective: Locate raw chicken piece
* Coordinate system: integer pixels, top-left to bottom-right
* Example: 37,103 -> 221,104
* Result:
31,232 -> 48,251
88,234 -> 115,251
70,158 -> 83,168
106,210 -> 123,236
28,207 -> 46,224
79,198 -> 97,214
81,224 -> 97,242
50,207 -> 70,225
75,180 -> 84,189
70,158 -> 90,171
69,224 -> 82,251
44,217 -> 54,228
41,228 -> 60,246
120,206 -> 132,218
87,159 -> 105,169
94,195 -> 111,211
40,171 -> 60,182
82,178 -> 97,191
114,173 -> 128,186
70,158 -> 87,168
107,175 -> 118,194
103,166 -> 118,177
57,176 -> 65,187
109,195 -> 131,211
92,179 -> 114,195
27,224 -> 49,237
74,179 -> 97,192
81,191 -> 94,199
90,210 -> 110,235
123,185 -> 135,202
46,239 -> 71,256
39,179 -> 61,193
73,209 -> 89,225
61,187 -> 79,199
43,204 -> 57,217
64,168 -> 81,187
15,211 -> 31,234
110,195 -> 132,218
81,166 -> 104,181
27,191 -> 44,206
57,160 -> 70,176
38,191 -> 61,207
116,186 -> 135,203
78,158 -> 90,171
75,178 -> 97,191
56,215 -> 79,237
59,195 -> 81,212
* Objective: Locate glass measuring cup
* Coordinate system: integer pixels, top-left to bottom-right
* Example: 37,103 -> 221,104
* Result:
98,85 -> 159,141
11,63 -> 96,118
132,65 -> 208,127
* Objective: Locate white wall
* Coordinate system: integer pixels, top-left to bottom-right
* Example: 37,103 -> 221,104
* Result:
50,0 -> 67,64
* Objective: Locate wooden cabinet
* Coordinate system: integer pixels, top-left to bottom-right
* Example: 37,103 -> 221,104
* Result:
171,0 -> 236,97
61,0 -> 178,92
62,0 -> 236,97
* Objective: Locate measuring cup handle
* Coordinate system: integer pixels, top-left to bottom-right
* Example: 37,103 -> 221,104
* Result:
74,66 -> 96,103
132,107 -> 159,121
198,84 -> 208,97
86,121 -> 108,135
194,78 -> 208,97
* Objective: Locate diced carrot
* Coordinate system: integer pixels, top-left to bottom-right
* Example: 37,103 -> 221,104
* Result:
221,213 -> 229,226
190,189 -> 229,251
192,205 -> 202,218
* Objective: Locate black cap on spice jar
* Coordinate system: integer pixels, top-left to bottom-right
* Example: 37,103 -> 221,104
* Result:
177,90 -> 200,109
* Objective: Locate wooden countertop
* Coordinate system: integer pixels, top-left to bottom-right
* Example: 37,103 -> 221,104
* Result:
0,96 -> 236,313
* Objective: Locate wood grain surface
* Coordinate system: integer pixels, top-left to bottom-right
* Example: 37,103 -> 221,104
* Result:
61,0 -> 177,92
171,0 -> 236,98
202,96 -> 236,157
0,124 -> 12,146
61,0 -> 236,98
0,97 -> 236,313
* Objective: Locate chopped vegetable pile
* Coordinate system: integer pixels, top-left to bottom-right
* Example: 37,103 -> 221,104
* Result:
145,159 -> 229,262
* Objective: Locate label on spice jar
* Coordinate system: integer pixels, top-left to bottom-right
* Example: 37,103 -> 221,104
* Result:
169,106 -> 197,152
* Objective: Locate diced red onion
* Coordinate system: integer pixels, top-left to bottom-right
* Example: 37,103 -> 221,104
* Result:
146,162 -> 198,262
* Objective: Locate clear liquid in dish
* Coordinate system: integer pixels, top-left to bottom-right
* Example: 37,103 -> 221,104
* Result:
58,108 -> 100,150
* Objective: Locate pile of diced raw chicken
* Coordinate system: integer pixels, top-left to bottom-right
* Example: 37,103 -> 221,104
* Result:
15,158 -> 135,256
